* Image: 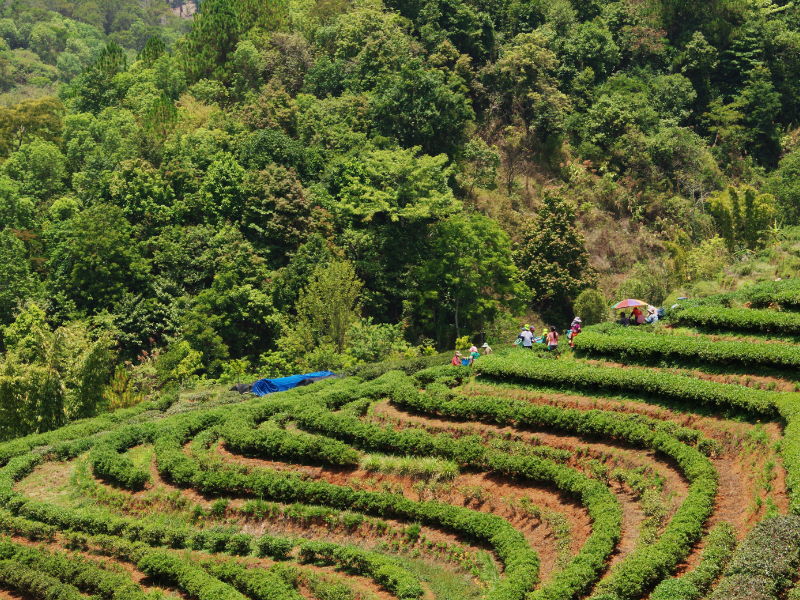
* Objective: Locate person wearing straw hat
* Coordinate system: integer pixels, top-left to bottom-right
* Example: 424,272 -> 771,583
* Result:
645,305 -> 659,324
452,351 -> 462,366
482,342 -> 493,355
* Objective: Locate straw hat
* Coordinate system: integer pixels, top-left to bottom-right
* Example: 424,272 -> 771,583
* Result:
455,351 -> 462,356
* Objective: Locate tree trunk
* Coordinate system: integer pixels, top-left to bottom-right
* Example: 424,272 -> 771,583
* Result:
454,296 -> 460,341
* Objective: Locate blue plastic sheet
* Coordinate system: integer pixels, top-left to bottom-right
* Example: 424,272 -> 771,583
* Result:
251,371 -> 337,397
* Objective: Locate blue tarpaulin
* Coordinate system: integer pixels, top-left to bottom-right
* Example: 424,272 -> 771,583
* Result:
251,371 -> 337,397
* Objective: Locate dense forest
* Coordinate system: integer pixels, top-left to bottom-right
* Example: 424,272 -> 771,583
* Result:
2,0 -> 800,434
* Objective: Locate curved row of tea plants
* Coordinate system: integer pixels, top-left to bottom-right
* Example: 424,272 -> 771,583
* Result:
0,452 -> 422,600
389,384 -> 718,600
668,305 -> 800,334
709,515 -> 800,600
675,279 -> 800,310
475,352 -> 782,415
574,325 -> 800,370
649,523 -> 736,600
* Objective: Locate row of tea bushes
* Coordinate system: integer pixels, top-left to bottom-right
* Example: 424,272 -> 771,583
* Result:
649,523 -> 736,600
710,516 -> 800,600
675,280 -> 800,310
0,538 -> 149,600
476,353 -> 781,415
393,387 -> 717,600
574,325 -> 800,369
669,305 -> 800,335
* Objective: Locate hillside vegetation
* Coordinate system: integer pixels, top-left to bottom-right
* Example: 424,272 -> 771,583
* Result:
2,0 -> 800,434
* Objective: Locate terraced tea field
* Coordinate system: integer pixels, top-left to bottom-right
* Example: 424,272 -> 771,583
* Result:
2,282 -> 800,600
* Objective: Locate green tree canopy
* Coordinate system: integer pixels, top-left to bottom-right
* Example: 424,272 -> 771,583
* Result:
0,96 -> 64,157
326,146 -> 461,225
0,304 -> 114,441
369,59 -> 474,156
0,176 -> 34,231
481,31 -> 570,138
0,230 -> 36,327
414,213 -> 526,343
296,260 -> 363,354
46,204 -> 149,316
515,191 -> 597,316
1,139 -> 66,202
182,0 -> 240,83
770,147 -> 800,226
67,41 -> 128,113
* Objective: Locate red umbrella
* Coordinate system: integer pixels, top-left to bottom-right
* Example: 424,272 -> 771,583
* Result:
613,299 -> 647,309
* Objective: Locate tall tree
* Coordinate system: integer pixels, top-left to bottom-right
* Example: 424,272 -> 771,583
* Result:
481,31 -> 570,141
46,204 -> 149,317
297,260 -> 363,354
515,191 -> 596,317
183,0 -> 240,83
0,230 -> 36,327
0,97 -> 64,157
415,213 -> 525,343
370,59 -> 474,157
67,41 -> 128,114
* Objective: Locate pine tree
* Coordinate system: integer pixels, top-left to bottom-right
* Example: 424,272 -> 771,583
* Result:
237,0 -> 288,34
515,191 -> 596,316
138,36 -> 166,68
183,0 -> 240,83
183,0 -> 288,85
68,41 -> 127,113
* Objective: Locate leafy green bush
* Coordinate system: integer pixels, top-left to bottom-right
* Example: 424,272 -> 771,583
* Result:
299,542 -> 424,599
256,535 -> 296,559
201,558 -> 303,600
346,352 -> 452,381
573,289 -> 609,326
0,538 -> 148,600
88,424 -> 157,490
0,559 -> 84,600
223,418 -> 360,466
710,516 -> 800,600
678,279 -> 800,311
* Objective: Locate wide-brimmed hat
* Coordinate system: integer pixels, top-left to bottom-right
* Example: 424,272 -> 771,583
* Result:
482,343 -> 489,347
573,317 -> 582,323
455,351 -> 462,356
